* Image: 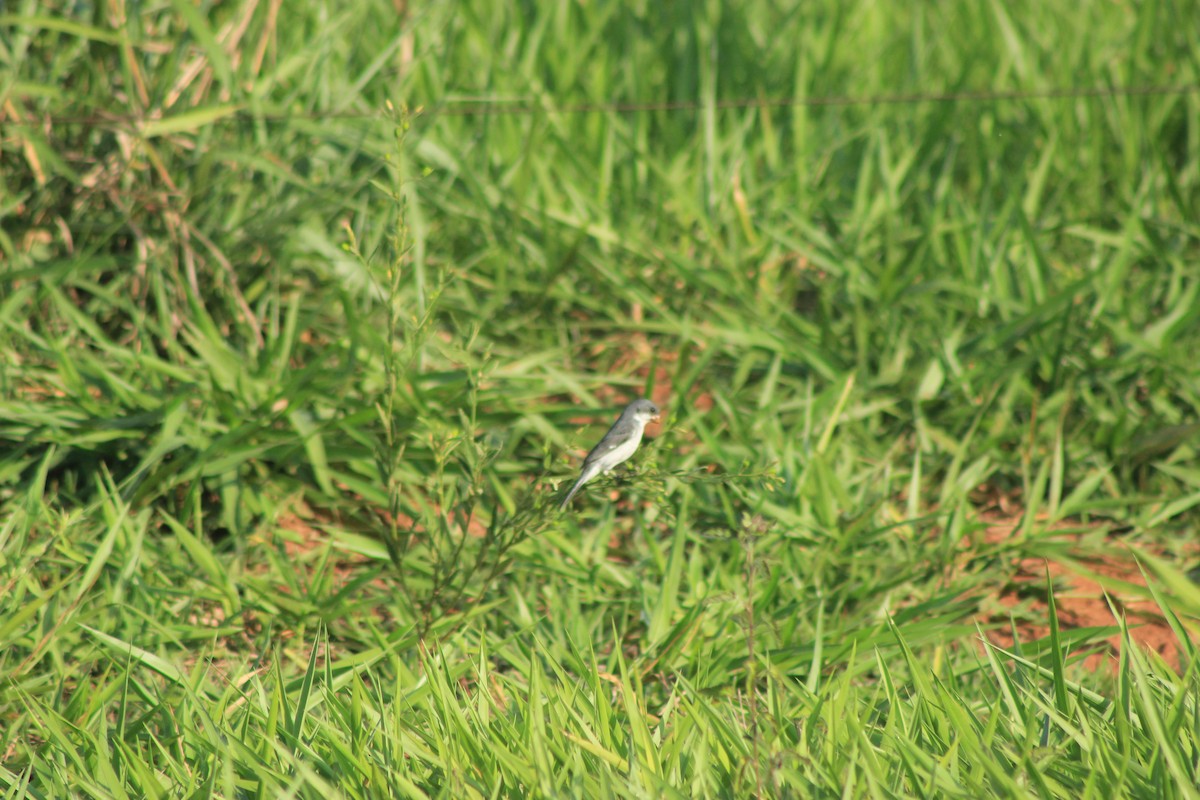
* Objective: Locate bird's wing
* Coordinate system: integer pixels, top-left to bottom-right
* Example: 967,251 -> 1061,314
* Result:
582,430 -> 629,467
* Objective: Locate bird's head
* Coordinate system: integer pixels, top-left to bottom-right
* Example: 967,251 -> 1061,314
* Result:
626,398 -> 660,424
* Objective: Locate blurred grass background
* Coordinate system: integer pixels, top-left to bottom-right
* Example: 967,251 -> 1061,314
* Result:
2,0 -> 1200,796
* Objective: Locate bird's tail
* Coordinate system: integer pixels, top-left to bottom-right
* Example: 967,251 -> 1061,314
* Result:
559,477 -> 585,510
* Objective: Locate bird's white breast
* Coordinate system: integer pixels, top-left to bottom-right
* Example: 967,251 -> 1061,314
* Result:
598,427 -> 643,472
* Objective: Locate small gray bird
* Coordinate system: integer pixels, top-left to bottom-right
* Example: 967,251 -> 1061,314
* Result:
560,398 -> 660,509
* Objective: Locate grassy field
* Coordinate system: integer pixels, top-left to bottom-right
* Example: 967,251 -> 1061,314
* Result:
3,1 -> 1200,797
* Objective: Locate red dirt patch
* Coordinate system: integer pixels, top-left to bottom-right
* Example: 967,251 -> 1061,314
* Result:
977,513 -> 1196,671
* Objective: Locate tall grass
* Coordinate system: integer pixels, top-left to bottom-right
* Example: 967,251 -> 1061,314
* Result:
2,0 -> 1199,796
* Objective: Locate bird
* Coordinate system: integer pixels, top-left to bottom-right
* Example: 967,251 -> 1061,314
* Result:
559,398 -> 660,510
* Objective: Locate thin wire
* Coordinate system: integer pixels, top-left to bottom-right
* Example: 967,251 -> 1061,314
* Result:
432,83 -> 1200,116
15,83 -> 1200,129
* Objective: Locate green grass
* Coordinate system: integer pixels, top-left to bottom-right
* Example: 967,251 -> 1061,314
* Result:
3,0 -> 1200,797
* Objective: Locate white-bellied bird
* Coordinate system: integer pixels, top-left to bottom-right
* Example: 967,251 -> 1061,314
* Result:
560,398 -> 660,510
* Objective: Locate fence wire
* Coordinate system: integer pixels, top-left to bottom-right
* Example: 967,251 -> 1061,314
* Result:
10,83 -> 1199,131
